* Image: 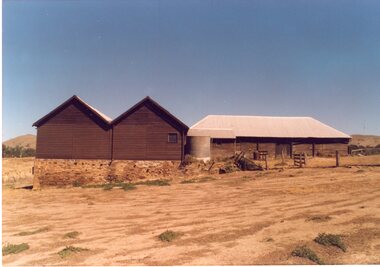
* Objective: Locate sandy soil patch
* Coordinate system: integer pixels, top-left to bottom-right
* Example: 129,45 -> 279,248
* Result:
2,160 -> 380,265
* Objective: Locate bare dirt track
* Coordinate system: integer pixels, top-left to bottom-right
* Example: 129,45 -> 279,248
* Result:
2,158 -> 380,265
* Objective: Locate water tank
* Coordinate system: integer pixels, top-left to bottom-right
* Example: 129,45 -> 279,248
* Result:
187,136 -> 211,160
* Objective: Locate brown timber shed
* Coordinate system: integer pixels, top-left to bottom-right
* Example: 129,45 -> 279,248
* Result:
112,96 -> 188,161
33,95 -> 189,161
33,95 -> 112,159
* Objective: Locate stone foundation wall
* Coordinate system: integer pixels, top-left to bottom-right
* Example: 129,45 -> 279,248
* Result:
33,159 -> 183,188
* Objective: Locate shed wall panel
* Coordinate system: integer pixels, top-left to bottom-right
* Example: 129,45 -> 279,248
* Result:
36,103 -> 111,159
315,143 -> 348,156
258,143 -> 276,158
292,143 -> 313,156
210,139 -> 235,159
113,105 -> 183,160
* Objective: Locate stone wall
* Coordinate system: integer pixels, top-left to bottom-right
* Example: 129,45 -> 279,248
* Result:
33,159 -> 183,188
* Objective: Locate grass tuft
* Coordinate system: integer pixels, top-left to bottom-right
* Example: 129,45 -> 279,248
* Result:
158,230 -> 182,242
181,176 -> 216,184
291,245 -> 324,265
306,215 -> 332,223
58,246 -> 88,258
102,184 -> 113,191
63,231 -> 80,239
121,183 -> 137,191
72,180 -> 82,187
82,182 -> 137,191
314,233 -> 347,252
135,180 -> 171,186
2,243 -> 29,256
16,227 -> 49,236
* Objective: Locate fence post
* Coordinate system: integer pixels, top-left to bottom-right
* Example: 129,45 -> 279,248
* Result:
336,150 -> 340,167
265,155 -> 268,170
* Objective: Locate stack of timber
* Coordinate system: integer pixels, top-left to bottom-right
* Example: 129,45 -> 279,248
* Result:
219,152 -> 263,174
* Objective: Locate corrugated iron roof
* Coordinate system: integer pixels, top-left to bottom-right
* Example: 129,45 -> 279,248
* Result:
75,96 -> 112,122
188,128 -> 235,138
189,115 -> 350,139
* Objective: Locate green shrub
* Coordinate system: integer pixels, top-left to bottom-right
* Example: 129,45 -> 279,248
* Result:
63,231 -> 80,239
158,230 -> 182,242
314,233 -> 347,252
2,144 -> 35,158
58,246 -> 88,258
16,227 -> 49,236
2,243 -> 29,256
291,245 -> 324,265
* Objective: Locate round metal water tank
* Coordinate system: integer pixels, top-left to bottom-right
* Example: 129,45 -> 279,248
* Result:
187,136 -> 211,160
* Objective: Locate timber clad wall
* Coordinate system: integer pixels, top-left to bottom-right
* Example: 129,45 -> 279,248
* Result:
113,104 -> 183,160
211,139 -> 235,159
36,103 -> 111,159
292,143 -> 313,156
315,143 -> 348,156
34,96 -> 188,162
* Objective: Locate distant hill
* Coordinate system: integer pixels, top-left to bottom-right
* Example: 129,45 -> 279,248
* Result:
350,134 -> 380,147
3,134 -> 36,149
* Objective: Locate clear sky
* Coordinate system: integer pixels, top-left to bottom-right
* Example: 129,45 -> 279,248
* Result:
3,0 -> 380,140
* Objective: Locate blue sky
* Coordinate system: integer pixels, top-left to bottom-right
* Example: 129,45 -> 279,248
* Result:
3,0 -> 380,140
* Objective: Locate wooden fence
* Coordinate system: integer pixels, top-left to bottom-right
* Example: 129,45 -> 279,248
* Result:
293,153 -> 307,167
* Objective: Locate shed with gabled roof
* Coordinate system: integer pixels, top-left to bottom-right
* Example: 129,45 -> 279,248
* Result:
33,95 -> 189,161
111,96 -> 189,160
33,95 -> 112,159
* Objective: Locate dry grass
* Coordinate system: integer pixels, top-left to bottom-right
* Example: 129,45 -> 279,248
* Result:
2,243 -> 29,256
180,176 -> 216,184
306,215 -> 332,223
58,246 -> 88,258
63,231 -> 80,239
158,230 -> 183,242
291,245 -> 324,265
2,157 -> 380,265
134,180 -> 171,186
314,233 -> 347,252
16,227 -> 49,236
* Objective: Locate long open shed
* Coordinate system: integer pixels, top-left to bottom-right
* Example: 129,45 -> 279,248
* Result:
187,115 -> 351,160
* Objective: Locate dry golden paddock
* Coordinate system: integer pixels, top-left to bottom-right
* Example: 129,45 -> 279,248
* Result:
2,156 -> 380,265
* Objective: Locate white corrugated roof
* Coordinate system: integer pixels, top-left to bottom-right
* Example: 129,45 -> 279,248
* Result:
188,128 -> 235,138
189,115 -> 350,139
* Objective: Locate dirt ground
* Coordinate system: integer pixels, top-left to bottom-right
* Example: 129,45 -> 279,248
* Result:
2,156 -> 380,265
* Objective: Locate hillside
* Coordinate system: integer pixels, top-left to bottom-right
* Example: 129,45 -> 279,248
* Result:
3,134 -> 36,149
350,134 -> 380,147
